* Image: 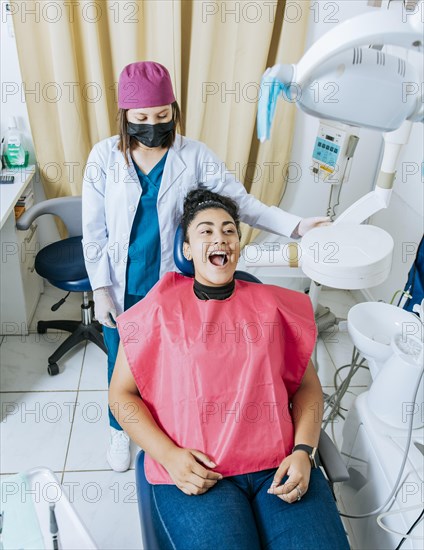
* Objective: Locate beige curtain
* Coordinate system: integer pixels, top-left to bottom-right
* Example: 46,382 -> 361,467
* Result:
12,0 -> 309,243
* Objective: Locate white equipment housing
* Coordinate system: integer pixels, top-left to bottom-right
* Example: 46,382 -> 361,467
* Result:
298,47 -> 420,132
339,394 -> 424,550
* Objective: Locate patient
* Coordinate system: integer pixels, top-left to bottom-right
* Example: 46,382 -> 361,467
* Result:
109,190 -> 350,549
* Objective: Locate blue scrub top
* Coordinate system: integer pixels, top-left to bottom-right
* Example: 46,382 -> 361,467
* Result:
125,151 -> 168,306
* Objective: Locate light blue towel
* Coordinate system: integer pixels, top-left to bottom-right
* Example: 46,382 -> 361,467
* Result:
257,69 -> 287,143
0,473 -> 45,549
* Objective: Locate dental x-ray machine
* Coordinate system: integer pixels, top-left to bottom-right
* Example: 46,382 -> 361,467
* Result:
252,1 -> 424,548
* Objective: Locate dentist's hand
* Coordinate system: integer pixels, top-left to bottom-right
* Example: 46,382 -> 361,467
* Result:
291,217 -> 331,238
163,447 -> 223,496
93,287 -> 117,327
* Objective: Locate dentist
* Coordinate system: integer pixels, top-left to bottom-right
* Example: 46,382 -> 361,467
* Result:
82,61 -> 328,472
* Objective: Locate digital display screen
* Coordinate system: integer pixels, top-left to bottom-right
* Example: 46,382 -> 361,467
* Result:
325,135 -> 335,141
313,137 -> 339,168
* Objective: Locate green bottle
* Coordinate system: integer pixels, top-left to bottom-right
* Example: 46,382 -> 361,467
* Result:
4,117 -> 29,168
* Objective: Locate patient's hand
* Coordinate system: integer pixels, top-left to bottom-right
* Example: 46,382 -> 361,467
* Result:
267,452 -> 311,504
162,447 -> 223,495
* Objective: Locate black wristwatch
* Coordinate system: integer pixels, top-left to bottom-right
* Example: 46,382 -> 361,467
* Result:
292,444 -> 320,468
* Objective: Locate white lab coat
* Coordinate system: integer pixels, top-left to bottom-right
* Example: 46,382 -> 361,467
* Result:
82,134 -> 301,313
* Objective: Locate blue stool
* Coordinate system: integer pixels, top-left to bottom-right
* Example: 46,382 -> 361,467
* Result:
17,197 -> 106,375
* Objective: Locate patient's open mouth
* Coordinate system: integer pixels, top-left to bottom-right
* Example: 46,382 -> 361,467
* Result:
208,251 -> 229,266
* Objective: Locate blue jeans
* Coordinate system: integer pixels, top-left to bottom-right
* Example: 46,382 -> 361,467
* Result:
103,293 -> 143,430
151,468 -> 350,550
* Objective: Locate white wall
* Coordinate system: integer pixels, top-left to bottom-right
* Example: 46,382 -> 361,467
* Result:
252,0 -> 423,303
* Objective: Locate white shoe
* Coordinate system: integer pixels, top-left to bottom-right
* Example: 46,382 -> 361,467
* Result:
107,427 -> 131,472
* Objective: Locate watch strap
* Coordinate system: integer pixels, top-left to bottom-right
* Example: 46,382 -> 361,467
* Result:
292,444 -> 320,468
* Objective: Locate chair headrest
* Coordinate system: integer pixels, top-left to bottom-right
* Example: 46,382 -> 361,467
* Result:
173,225 -> 195,277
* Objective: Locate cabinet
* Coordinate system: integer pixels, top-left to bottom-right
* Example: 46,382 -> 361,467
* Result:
0,167 -> 43,335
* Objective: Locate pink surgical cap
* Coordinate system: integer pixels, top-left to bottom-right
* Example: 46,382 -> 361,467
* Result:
118,61 -> 176,109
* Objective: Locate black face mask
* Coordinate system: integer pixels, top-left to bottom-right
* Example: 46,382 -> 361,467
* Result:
127,119 -> 175,148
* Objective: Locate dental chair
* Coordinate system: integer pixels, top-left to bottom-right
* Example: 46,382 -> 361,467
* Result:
134,226 -> 349,550
16,197 -> 106,375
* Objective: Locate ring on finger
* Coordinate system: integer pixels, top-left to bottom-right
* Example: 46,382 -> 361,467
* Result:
296,486 -> 302,501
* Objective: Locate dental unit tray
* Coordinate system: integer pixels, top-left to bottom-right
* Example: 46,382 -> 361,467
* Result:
300,224 -> 394,289
244,223 -> 394,290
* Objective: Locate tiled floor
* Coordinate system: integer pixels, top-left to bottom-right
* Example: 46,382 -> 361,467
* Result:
0,284 -> 369,549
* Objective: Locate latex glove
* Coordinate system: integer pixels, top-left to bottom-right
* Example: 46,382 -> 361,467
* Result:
257,65 -> 287,143
93,287 -> 117,328
291,217 -> 331,239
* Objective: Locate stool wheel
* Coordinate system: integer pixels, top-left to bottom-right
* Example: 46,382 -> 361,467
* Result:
37,322 -> 47,334
48,363 -> 59,376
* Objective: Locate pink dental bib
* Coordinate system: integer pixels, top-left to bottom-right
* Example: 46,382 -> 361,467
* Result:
118,272 -> 316,484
